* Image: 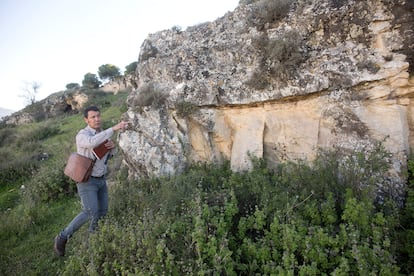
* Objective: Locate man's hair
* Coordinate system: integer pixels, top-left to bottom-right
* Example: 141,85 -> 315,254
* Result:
83,106 -> 100,118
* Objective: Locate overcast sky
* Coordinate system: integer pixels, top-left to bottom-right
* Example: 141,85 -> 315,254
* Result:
0,0 -> 239,111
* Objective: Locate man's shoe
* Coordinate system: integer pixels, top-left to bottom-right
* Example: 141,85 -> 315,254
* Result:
54,234 -> 67,256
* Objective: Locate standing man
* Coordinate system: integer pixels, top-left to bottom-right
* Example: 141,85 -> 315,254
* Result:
54,105 -> 128,257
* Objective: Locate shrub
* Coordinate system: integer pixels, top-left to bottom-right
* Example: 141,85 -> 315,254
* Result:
175,101 -> 198,118
66,83 -> 80,90
246,31 -> 307,89
396,158 -> 414,274
265,31 -> 305,79
251,0 -> 293,30
124,61 -> 137,76
245,70 -> 270,90
29,125 -> 61,141
98,64 -> 121,82
0,126 -> 17,147
0,152 -> 37,185
63,145 -> 403,275
84,89 -> 112,108
27,159 -> 75,202
357,60 -> 380,74
129,82 -> 167,109
82,73 -> 101,89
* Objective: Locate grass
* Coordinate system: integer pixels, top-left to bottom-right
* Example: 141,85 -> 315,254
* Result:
0,183 -> 19,211
0,91 -> 128,275
0,197 -> 78,275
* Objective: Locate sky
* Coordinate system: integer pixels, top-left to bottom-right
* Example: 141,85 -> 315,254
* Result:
0,0 -> 239,111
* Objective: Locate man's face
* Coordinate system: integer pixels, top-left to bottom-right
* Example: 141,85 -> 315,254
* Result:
84,110 -> 101,130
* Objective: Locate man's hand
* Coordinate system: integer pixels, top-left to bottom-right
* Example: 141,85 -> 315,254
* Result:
112,121 -> 129,132
104,140 -> 116,150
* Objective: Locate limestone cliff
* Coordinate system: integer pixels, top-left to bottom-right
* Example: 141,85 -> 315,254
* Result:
119,0 -> 414,191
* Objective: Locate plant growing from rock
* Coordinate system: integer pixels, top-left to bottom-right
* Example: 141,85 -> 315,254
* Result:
129,82 -> 167,110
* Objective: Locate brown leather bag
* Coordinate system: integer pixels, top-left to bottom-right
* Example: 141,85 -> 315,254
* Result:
64,153 -> 95,183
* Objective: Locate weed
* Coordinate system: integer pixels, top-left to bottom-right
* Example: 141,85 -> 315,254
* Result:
246,31 -> 307,89
396,157 -> 414,274
0,126 -> 17,147
250,0 -> 294,30
357,60 -> 380,74
63,146 -> 405,275
176,101 -> 199,118
265,31 -> 305,79
129,82 -> 167,109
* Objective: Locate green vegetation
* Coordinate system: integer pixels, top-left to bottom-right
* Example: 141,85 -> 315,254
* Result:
0,91 -> 127,275
253,0 -> 293,30
82,73 -> 102,89
242,0 -> 307,90
398,158 -> 414,274
65,82 -> 80,90
124,61 -> 138,76
1,90 -> 414,275
128,82 -> 167,110
246,30 -> 307,90
64,60 -> 136,93
98,64 -> 121,82
176,101 -> 199,118
61,148 -> 414,275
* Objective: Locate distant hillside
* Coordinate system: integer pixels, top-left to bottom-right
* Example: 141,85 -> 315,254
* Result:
0,107 -> 14,119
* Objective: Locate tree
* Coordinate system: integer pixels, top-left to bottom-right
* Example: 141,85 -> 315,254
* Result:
66,83 -> 80,90
82,73 -> 101,89
124,61 -> 137,75
97,64 -> 121,82
19,81 -> 41,105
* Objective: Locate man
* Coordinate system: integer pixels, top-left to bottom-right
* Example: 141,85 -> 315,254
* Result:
54,105 -> 128,257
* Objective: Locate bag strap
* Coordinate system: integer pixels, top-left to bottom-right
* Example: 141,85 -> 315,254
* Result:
104,153 -> 111,165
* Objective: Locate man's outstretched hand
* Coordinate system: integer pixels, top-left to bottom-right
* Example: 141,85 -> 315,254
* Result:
112,121 -> 129,132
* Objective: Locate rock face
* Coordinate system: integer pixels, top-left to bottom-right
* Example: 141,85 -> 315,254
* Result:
3,90 -> 88,125
119,0 -> 414,190
4,81 -> 133,125
100,75 -> 138,94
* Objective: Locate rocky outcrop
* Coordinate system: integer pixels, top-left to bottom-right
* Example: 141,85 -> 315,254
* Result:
4,75 -> 134,125
119,0 -> 414,191
4,79 -> 136,125
3,90 -> 88,125
100,74 -> 138,93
